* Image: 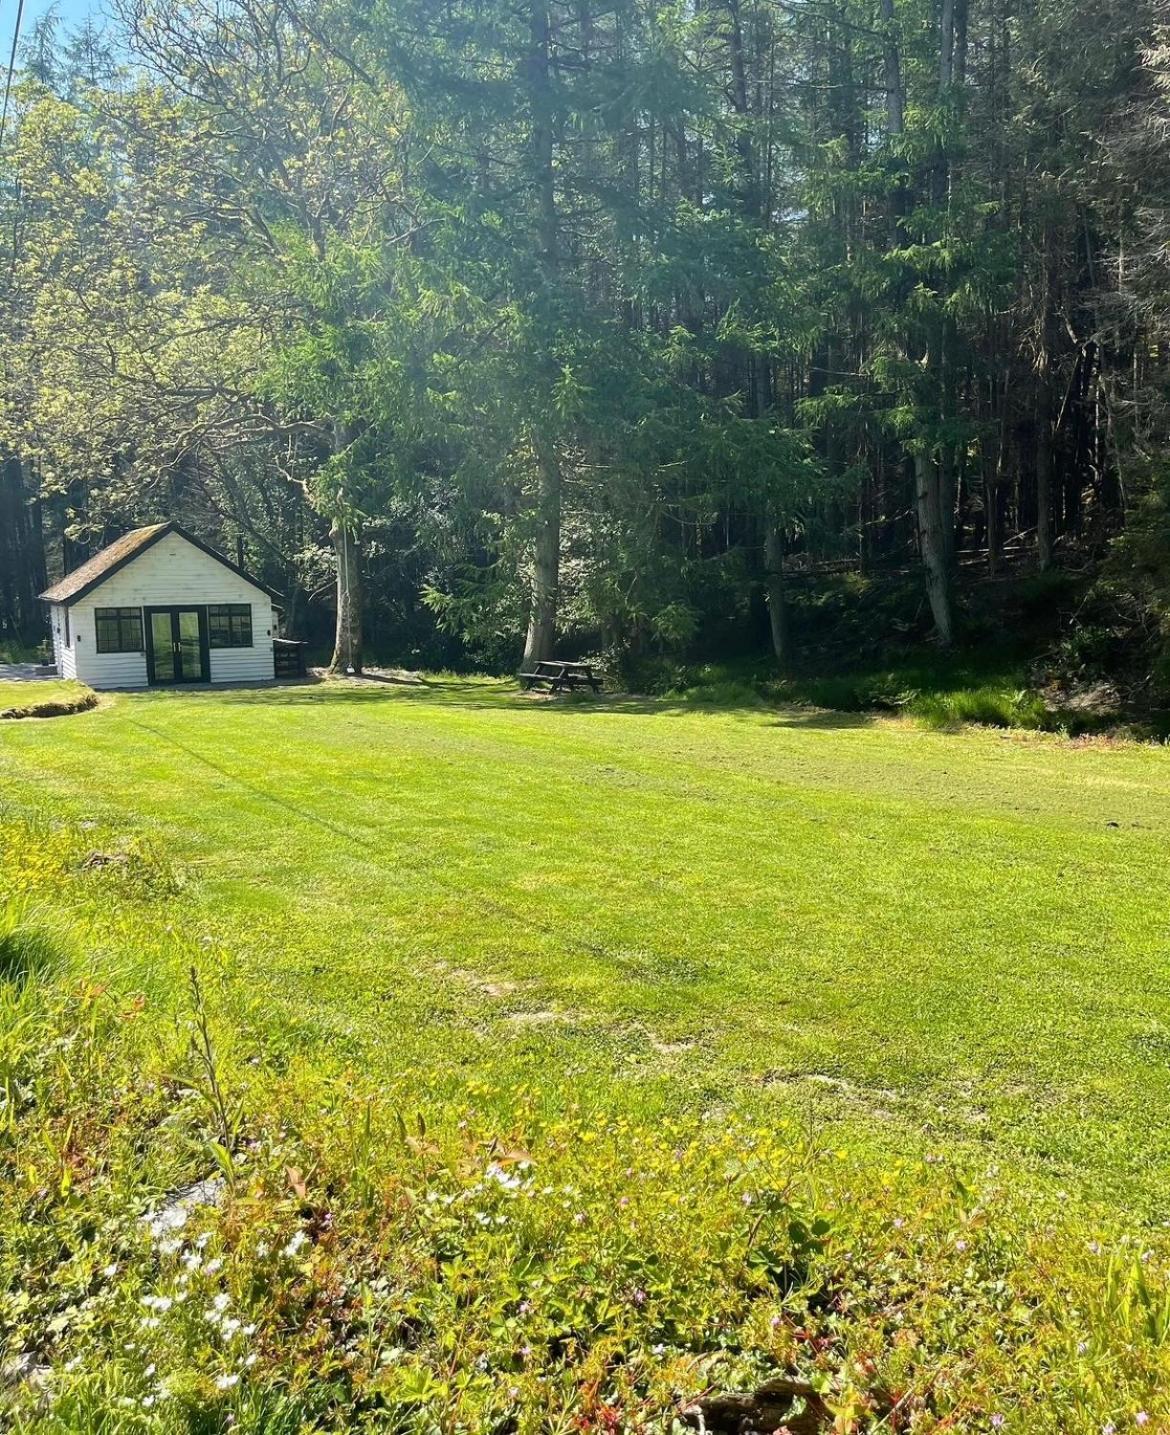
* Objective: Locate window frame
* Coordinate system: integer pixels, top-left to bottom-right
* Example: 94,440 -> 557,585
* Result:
207,603 -> 254,650
94,606 -> 144,655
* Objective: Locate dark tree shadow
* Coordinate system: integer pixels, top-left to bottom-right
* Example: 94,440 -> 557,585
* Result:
126,674 -> 879,726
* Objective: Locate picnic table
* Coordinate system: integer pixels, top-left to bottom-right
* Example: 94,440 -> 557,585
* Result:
518,659 -> 602,693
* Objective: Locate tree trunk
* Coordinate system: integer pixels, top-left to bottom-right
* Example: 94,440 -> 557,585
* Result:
879,0 -> 904,137
764,521 -> 789,669
328,419 -> 362,674
984,467 -> 1001,578
522,446 -> 561,666
939,444 -> 957,570
1035,217 -> 1057,572
939,0 -> 956,90
915,450 -> 955,645
520,0 -> 562,665
328,519 -> 363,673
1035,388 -> 1053,572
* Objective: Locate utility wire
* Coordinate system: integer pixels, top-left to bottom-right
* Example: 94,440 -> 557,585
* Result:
0,0 -> 25,152
124,713 -> 613,965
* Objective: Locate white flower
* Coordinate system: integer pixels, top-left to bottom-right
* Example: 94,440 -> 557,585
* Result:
102,1263 -> 118,1278
214,1373 -> 239,1390
183,1253 -> 202,1272
486,1163 -> 522,1191
213,1293 -> 231,1313
204,1258 -> 223,1274
282,1231 -> 308,1257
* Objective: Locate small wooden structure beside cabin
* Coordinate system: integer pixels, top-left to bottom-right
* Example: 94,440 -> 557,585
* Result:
39,522 -> 282,690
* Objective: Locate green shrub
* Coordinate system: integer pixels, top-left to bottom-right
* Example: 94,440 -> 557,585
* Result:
674,676 -> 764,707
912,685 -> 1048,731
4,958 -> 1170,1432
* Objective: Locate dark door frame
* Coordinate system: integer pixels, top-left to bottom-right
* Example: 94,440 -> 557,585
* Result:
144,605 -> 210,686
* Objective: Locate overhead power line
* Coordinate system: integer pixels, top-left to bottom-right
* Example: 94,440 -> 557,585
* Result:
0,0 -> 27,153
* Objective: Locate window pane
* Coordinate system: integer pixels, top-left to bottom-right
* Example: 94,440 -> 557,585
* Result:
95,608 -> 142,653
208,607 -> 230,647
209,604 -> 251,648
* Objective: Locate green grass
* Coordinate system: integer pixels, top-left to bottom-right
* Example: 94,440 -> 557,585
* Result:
0,679 -> 97,719
5,678 -> 1170,1428
2,676 -> 1169,1207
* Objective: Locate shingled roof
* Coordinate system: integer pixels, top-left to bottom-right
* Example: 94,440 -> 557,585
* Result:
39,522 -> 282,606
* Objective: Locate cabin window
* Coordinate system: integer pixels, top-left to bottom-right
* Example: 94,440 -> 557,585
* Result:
95,607 -> 143,654
208,604 -> 253,648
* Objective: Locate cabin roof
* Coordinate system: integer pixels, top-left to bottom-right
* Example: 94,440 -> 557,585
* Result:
39,522 -> 283,606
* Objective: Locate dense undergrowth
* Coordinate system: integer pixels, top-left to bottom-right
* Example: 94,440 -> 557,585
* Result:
4,817 -> 1170,1432
633,651 -> 1115,735
613,567 -> 1165,735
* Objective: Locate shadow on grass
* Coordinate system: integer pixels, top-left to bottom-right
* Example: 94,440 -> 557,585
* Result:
765,708 -> 877,731
131,675 -> 888,726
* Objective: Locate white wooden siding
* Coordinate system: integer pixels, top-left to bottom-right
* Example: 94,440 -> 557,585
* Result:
67,532 -> 275,690
49,603 -> 77,678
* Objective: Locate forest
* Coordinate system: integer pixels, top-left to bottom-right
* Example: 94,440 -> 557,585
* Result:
3,0 -> 1170,701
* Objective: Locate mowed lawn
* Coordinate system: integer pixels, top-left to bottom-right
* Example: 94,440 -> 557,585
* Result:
3,677 -> 1170,1214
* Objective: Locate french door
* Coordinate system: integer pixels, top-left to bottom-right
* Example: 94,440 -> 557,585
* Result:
145,607 -> 209,685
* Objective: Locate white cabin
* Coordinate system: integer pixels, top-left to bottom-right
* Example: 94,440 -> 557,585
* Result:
40,523 -> 279,690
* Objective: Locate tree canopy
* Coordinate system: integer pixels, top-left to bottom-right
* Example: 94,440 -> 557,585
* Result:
3,0 -> 1169,691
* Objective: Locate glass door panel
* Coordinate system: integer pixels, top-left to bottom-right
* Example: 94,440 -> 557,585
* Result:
176,610 -> 202,681
150,610 -> 176,682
